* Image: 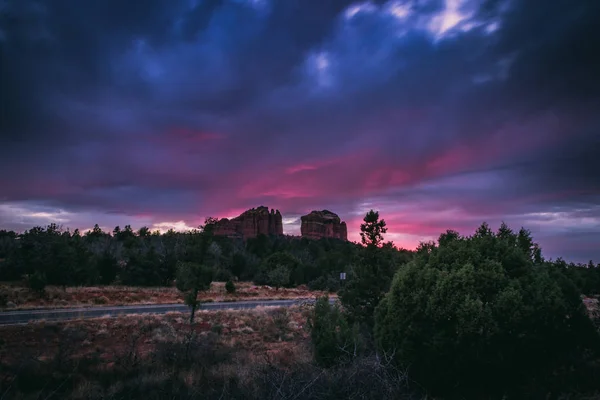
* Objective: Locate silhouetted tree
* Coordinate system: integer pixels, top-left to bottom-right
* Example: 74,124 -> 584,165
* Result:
225,279 -> 236,294
360,210 -> 387,248
340,210 -> 395,328
97,252 -> 119,285
176,261 -> 214,323
28,270 -> 47,294
1,217 -> 414,293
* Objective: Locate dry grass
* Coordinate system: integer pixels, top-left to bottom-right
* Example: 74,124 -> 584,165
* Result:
0,281 -> 334,310
0,304 -> 346,399
0,305 -> 313,373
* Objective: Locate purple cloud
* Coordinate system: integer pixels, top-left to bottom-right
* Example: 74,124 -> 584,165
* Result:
1,0 -> 599,262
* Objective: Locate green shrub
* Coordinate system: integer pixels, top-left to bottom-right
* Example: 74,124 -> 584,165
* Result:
256,252 -> 299,288
339,261 -> 387,327
28,270 -> 47,294
308,276 -> 327,291
92,296 -> 109,304
309,296 -> 363,367
267,265 -> 290,289
309,275 -> 341,292
211,324 -> 223,334
214,268 -> 232,282
374,223 -> 600,398
225,280 -> 236,294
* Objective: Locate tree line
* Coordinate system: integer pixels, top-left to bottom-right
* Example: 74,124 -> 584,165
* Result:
0,214 -> 597,297
0,218 -> 412,292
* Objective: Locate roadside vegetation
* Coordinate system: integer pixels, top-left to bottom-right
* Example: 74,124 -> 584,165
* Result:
0,282 -> 333,310
1,211 -> 600,398
0,307 -> 330,399
310,213 -> 600,399
0,219 -> 409,302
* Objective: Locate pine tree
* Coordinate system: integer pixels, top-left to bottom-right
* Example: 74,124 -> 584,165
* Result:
340,210 -> 392,328
176,262 -> 213,323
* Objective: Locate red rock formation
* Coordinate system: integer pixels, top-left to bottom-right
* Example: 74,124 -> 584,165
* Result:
214,206 -> 283,239
300,210 -> 348,241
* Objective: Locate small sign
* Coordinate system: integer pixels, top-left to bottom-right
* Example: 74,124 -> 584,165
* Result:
340,272 -> 347,280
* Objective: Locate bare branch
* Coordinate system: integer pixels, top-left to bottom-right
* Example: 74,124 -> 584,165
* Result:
288,370 -> 325,400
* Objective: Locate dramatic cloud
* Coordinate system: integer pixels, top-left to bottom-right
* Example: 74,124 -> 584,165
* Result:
1,0 -> 599,262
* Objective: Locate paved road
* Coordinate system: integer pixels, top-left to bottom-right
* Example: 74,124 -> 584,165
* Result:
0,298 -> 329,326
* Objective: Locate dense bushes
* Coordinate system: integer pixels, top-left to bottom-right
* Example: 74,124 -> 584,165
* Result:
305,217 -> 600,398
374,224 -> 600,398
0,222 -> 401,290
254,252 -> 299,287
309,296 -> 363,367
556,258 -> 600,295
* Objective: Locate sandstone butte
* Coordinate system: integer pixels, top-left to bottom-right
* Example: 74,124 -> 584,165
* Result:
213,206 -> 283,239
213,207 -> 348,241
300,210 -> 348,241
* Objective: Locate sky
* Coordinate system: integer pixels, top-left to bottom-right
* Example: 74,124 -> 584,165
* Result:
1,0 -> 599,262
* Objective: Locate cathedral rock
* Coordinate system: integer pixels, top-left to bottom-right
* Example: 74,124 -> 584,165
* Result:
300,210 -> 348,241
214,206 -> 283,239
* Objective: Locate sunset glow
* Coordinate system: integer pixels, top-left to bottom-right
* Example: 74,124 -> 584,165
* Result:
1,0 -> 599,262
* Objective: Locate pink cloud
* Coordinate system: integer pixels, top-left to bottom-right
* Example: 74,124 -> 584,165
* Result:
193,118 -> 570,228
286,164 -> 319,174
4,112 -> 592,263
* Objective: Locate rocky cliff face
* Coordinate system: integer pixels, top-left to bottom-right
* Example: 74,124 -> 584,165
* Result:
214,206 -> 283,239
300,210 -> 348,241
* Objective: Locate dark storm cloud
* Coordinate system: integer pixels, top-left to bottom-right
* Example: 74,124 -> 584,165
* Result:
493,0 -> 600,99
0,0 -> 599,261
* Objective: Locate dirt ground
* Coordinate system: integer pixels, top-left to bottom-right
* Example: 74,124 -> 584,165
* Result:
0,282 -> 334,310
0,306 -> 313,375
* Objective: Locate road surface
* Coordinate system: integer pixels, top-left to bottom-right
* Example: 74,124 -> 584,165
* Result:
0,298 -> 330,326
